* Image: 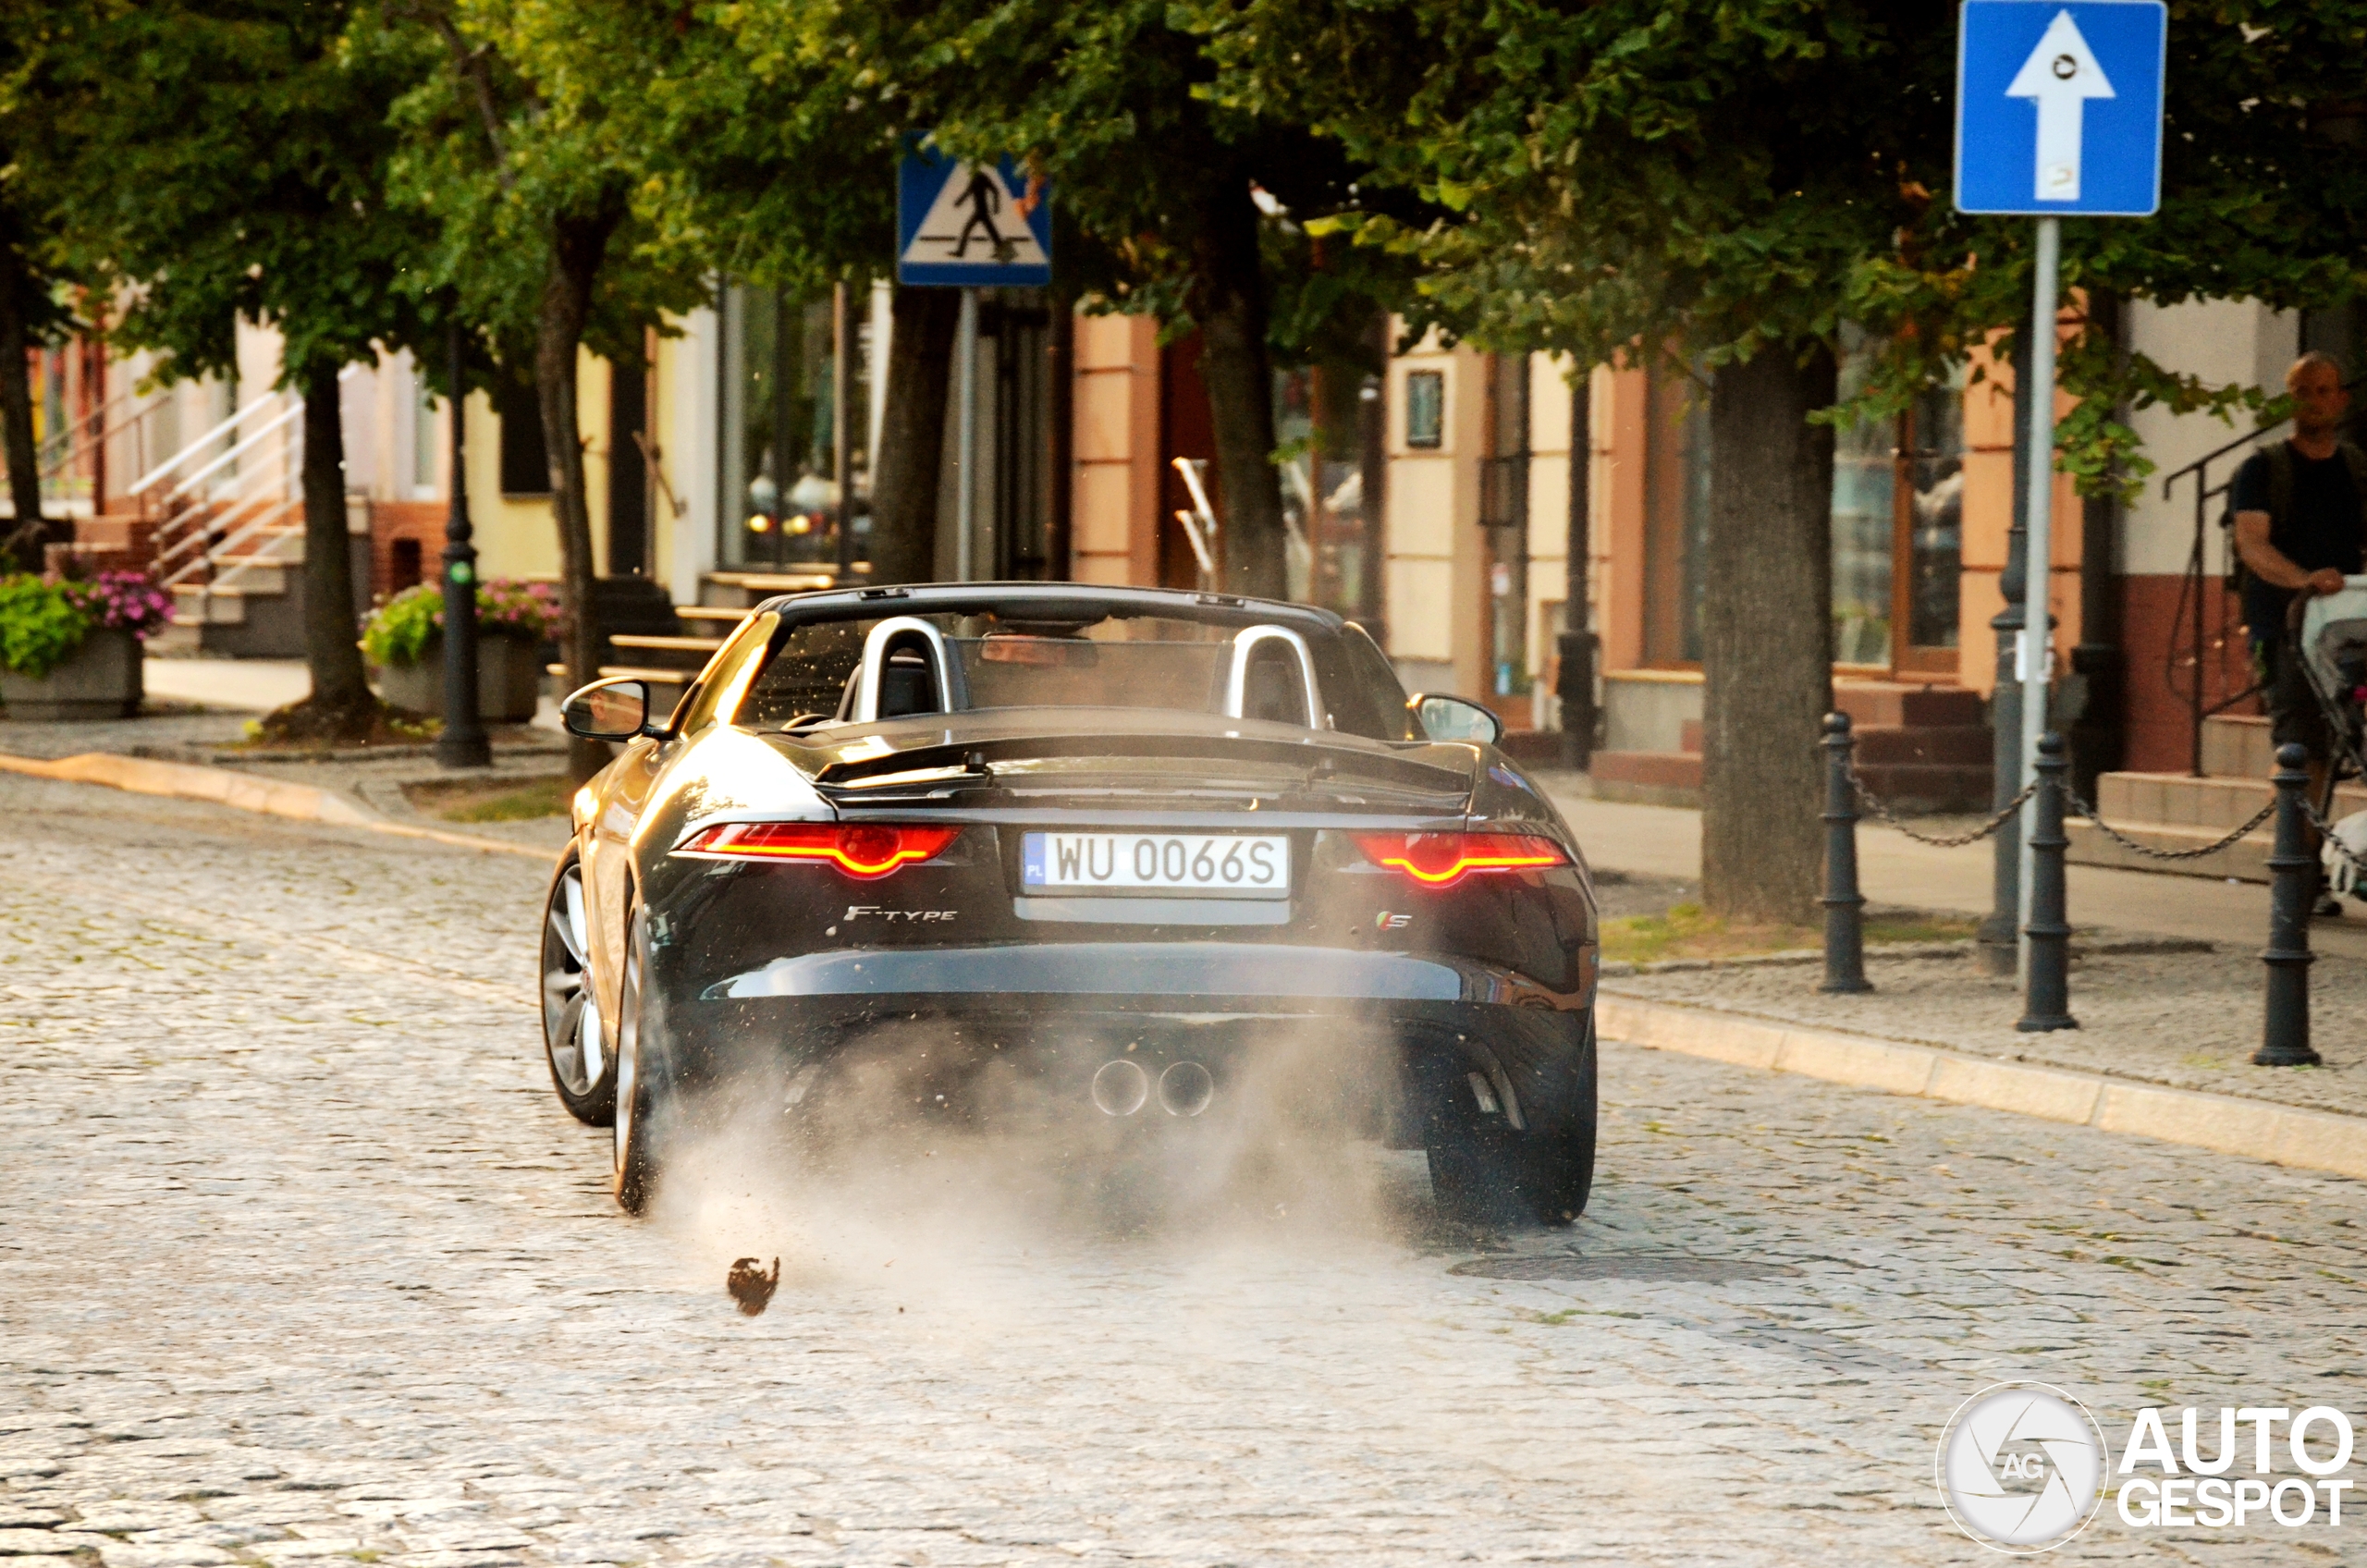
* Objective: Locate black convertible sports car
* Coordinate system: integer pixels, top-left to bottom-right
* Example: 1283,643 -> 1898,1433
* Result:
542,583 -> 1600,1223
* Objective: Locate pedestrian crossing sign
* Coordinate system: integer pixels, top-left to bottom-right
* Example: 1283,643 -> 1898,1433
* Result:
897,147 -> 1052,288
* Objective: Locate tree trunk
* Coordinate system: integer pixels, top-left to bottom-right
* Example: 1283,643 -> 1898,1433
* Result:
299,360 -> 373,722
536,202 -> 622,782
0,235 -> 48,570
1194,178 -> 1286,601
867,285 -> 962,586
1699,342 -> 1837,925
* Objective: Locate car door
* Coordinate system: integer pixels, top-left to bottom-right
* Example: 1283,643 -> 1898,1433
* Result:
584,612 -> 781,1037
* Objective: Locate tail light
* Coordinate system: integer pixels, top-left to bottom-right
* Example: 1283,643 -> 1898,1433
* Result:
1353,831 -> 1568,889
676,822 -> 960,878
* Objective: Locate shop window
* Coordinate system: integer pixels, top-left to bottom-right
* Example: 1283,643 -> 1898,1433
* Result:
1404,369 -> 1444,448
717,284 -> 855,570
1276,346 -> 1388,622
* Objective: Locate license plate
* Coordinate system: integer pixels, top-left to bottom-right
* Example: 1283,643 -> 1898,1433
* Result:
1021,832 -> 1291,898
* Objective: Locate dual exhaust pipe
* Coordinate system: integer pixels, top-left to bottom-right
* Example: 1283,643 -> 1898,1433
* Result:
1091,1058 -> 1214,1118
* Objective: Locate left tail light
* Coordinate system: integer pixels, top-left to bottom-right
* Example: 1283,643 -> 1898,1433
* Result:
1353,831 -> 1568,889
676,822 -> 961,879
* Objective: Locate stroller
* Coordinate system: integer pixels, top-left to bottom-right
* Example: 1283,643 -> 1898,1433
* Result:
2294,582 -> 2367,897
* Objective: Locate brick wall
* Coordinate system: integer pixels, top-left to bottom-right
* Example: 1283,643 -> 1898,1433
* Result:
367,500 -> 448,606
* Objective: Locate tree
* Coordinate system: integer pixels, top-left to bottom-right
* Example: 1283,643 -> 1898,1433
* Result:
373,0 -> 707,779
1198,0 -> 2367,921
0,1 -> 94,568
39,0 -> 439,739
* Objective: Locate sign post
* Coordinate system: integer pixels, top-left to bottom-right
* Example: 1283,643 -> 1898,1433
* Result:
1956,1 -> 2165,966
897,147 -> 1053,582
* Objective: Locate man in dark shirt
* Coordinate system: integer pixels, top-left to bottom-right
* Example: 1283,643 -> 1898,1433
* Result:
2232,352 -> 2365,757
2233,351 -> 2366,913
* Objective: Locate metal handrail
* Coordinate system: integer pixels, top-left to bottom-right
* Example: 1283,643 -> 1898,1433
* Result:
155,397 -> 304,506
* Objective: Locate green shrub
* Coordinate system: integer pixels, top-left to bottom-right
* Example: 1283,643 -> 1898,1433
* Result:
0,575 -> 96,679
361,579 -> 560,668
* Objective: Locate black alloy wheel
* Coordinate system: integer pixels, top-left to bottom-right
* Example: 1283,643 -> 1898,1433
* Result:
540,850 -> 617,1126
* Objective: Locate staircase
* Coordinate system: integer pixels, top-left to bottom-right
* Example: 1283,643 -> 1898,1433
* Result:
1589,681 -> 1993,812
2069,715 -> 2367,881
119,379 -> 371,658
546,582 -> 744,715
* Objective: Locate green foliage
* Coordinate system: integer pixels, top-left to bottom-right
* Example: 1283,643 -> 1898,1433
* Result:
36,0 -> 443,387
1191,0 -> 2367,491
0,574 -> 93,679
361,580 -> 558,668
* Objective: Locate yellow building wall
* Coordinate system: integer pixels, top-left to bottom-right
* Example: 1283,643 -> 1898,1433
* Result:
1382,327 -> 1489,694
1071,312 -> 1160,586
465,347 -> 616,583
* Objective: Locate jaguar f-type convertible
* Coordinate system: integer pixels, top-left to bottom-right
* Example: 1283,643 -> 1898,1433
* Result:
542,583 -> 1600,1223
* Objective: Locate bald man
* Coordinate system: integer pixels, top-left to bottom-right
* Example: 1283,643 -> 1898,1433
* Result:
2232,350 -> 2367,910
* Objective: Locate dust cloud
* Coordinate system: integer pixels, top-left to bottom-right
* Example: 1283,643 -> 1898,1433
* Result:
644,1017 -> 1465,1323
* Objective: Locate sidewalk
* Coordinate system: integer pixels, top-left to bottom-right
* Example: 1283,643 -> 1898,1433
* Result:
1533,770 -> 2367,1142
1533,769 -> 2367,962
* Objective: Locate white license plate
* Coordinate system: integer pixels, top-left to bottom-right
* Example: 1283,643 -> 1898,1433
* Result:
1021,832 -> 1291,898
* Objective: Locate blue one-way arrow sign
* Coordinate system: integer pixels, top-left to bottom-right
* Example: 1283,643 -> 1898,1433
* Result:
1956,2 -> 2165,216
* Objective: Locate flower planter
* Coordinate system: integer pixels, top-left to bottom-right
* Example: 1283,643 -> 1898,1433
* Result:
0,627 -> 143,720
373,634 -> 543,722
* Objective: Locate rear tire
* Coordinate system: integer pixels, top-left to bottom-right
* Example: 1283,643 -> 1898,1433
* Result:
612,913 -> 667,1215
1426,1017 -> 1597,1228
540,849 -> 616,1126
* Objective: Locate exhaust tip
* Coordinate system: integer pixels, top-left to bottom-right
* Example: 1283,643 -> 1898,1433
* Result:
1091,1059 -> 1150,1116
1158,1060 -> 1215,1118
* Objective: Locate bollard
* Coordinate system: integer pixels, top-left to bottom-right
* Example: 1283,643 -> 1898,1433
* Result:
1820,712 -> 1870,994
2256,741 -> 2324,1066
2017,732 -> 2078,1032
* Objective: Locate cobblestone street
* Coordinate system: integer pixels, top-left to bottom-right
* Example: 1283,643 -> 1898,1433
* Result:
4,774 -> 2361,1565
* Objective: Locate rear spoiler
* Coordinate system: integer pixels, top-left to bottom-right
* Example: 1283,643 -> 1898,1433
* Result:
807,730 -> 1472,794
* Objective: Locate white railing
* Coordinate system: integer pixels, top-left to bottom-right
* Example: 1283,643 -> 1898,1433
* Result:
136,367 -> 360,593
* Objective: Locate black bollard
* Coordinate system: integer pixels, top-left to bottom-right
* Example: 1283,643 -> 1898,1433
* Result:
1820,712 -> 1870,994
2017,731 -> 2078,1032
2256,741 -> 2324,1066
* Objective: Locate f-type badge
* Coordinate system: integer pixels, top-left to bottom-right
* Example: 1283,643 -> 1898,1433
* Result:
844,905 -> 956,923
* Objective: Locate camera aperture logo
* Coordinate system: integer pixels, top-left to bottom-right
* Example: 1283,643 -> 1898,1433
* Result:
1937,1382 -> 2108,1552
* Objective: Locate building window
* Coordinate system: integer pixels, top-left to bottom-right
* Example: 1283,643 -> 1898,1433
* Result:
1831,325 -> 1965,671
496,375 -> 550,497
411,369 -> 438,495
1642,359 -> 1711,665
1404,369 -> 1444,449
717,284 -> 843,570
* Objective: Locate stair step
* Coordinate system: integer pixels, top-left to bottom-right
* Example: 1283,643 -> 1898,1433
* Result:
1852,724 -> 1993,766
678,606 -> 753,627
2096,770 -> 2367,832
2201,715 -> 2274,780
1589,750 -> 1702,792
1834,681 -> 1985,729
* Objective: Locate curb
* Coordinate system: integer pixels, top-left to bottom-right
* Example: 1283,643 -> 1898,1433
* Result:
0,750 -> 554,862
1595,994 -> 2367,1182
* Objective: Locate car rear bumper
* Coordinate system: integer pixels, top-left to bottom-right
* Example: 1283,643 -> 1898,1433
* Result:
646,940 -> 1592,1145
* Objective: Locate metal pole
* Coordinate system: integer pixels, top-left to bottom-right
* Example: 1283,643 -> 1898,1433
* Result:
1820,712 -> 1870,994
435,319 -> 490,769
832,282 -> 853,582
2017,217 -> 2061,971
1978,313 -> 2032,979
955,287 -> 979,582
2017,731 -> 2075,1031
2257,741 -> 2324,1066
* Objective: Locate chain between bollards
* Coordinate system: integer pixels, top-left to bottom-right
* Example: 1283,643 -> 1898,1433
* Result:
2017,732 -> 2076,1033
2257,741 -> 2323,1067
1820,712 -> 1870,994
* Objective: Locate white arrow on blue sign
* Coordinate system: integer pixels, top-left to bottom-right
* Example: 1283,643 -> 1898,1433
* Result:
897,147 -> 1052,288
1956,2 -> 2165,216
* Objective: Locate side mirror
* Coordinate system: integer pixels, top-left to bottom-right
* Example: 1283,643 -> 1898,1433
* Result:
1411,692 -> 1503,746
562,678 -> 656,741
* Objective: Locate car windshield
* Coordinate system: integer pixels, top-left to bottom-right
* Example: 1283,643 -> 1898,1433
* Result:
736,607 -> 1414,740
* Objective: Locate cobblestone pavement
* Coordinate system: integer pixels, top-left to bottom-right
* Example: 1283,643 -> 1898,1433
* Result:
4,773 -> 2363,1566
